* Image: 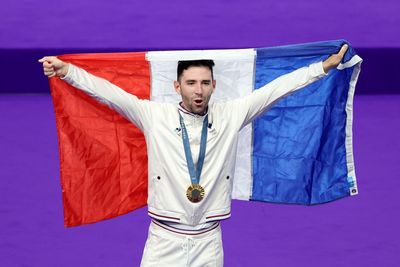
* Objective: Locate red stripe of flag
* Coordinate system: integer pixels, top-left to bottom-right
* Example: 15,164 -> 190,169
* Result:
50,52 -> 149,227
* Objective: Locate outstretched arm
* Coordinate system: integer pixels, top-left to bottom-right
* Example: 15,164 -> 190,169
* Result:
228,44 -> 349,130
38,56 -> 153,131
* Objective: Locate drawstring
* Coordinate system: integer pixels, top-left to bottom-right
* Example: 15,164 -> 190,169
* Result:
181,237 -> 196,266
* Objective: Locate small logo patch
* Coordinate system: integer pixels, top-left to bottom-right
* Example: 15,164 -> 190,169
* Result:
174,127 -> 182,136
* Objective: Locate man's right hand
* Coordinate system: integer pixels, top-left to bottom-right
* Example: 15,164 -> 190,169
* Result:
38,56 -> 69,78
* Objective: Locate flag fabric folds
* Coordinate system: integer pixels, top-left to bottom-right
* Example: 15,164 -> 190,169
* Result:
49,40 -> 361,227
50,53 -> 150,227
251,42 -> 360,204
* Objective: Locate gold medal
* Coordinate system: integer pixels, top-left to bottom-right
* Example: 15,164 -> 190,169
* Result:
186,184 -> 205,203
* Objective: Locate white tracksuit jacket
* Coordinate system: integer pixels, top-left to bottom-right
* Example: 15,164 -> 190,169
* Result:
63,61 -> 326,226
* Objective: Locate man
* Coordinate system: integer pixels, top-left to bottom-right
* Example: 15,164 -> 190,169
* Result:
39,44 -> 348,266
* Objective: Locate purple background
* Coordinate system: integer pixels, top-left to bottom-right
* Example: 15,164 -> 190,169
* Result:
1,0 -> 399,266
1,0 -> 399,48
1,0 -> 400,94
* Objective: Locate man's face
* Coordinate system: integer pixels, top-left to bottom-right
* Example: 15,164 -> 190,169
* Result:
174,66 -> 216,115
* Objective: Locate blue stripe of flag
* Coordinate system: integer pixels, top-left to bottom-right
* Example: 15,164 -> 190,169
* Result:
252,40 -> 358,204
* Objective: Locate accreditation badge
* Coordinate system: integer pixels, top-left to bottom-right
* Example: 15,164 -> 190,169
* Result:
186,184 -> 205,203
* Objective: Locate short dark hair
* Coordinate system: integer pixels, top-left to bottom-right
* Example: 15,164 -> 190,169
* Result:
177,59 -> 215,81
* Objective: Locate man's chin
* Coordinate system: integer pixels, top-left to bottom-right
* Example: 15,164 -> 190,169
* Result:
192,106 -> 206,115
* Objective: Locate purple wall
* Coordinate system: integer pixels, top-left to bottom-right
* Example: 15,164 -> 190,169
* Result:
1,0 -> 400,93
1,0 -> 399,49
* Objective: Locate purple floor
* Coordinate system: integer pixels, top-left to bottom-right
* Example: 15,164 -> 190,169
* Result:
0,94 -> 399,266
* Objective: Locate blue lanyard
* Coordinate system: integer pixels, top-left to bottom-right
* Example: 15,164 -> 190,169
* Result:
179,113 -> 208,185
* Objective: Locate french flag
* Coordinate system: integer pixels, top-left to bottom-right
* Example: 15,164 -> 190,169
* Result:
49,40 -> 362,227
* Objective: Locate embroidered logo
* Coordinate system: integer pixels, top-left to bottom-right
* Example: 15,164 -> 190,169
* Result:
174,127 -> 182,136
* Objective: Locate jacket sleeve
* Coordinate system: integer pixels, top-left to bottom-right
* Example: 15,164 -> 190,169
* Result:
61,64 -> 153,131
227,61 -> 327,130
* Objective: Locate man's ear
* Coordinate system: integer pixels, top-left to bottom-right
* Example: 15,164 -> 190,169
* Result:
174,80 -> 181,94
212,80 -> 216,93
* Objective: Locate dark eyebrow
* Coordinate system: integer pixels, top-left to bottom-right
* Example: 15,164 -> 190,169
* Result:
183,79 -> 212,84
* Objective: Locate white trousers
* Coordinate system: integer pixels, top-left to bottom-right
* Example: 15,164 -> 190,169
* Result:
140,221 -> 224,267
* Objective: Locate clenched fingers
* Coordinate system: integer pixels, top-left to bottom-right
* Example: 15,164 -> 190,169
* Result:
337,44 -> 349,57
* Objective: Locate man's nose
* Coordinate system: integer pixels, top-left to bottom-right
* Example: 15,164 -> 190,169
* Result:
194,84 -> 203,94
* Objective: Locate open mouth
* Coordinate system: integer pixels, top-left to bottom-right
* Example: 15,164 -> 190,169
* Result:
194,99 -> 203,105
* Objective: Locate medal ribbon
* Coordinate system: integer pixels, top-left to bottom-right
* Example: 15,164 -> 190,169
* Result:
179,113 -> 208,185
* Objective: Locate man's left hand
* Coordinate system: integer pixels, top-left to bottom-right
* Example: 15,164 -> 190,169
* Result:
322,44 -> 349,73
